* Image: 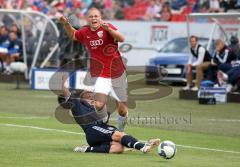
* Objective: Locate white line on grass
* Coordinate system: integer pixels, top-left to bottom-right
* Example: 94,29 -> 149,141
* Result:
0,123 -> 85,136
1,123 -> 240,154
35,95 -> 57,98
176,144 -> 240,154
208,119 -> 240,122
0,116 -> 51,119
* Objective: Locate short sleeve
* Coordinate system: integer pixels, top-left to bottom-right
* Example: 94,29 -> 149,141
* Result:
108,23 -> 117,30
75,29 -> 85,43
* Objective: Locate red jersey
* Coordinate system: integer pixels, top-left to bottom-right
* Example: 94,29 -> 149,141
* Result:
75,23 -> 126,78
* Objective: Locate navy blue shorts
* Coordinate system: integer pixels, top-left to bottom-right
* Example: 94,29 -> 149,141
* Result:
84,124 -> 117,146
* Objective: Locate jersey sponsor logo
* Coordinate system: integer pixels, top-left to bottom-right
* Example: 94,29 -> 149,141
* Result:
107,127 -> 114,130
92,126 -> 113,134
97,31 -> 103,38
90,39 -> 103,47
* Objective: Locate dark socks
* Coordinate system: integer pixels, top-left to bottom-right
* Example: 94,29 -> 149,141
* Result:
85,144 -> 111,153
120,135 -> 145,150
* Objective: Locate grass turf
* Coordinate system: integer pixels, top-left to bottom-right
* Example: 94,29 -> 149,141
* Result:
0,82 -> 240,167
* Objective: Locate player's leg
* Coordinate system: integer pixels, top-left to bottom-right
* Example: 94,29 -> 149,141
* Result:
74,141 -> 124,153
4,54 -> 13,74
110,72 -> 128,131
109,141 -> 124,153
112,131 -> 160,153
74,143 -> 110,153
183,64 -> 192,90
195,62 -> 211,89
93,77 -> 111,112
74,124 -> 120,153
0,53 -> 7,71
116,101 -> 128,131
84,124 -> 118,146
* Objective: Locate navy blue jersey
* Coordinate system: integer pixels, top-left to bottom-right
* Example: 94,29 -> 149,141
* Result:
66,97 -> 108,130
66,96 -> 116,146
8,39 -> 22,55
213,46 -> 237,65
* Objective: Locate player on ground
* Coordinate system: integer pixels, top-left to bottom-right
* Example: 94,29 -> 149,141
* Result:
61,75 -> 160,153
59,7 -> 128,131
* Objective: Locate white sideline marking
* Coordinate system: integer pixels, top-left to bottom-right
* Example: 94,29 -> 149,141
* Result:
35,95 -> 57,98
0,123 -> 85,136
176,144 -> 240,154
0,116 -> 51,119
1,123 -> 240,154
208,119 -> 240,123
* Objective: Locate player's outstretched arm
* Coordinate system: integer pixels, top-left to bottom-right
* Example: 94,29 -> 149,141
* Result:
59,16 -> 76,40
62,74 -> 71,99
101,22 -> 125,42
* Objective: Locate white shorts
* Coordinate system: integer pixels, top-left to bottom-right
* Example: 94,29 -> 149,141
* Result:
92,72 -> 128,102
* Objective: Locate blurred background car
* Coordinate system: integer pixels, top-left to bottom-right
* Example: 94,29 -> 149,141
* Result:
145,37 -> 215,85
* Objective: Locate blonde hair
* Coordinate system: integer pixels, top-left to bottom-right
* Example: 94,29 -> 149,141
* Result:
87,7 -> 102,17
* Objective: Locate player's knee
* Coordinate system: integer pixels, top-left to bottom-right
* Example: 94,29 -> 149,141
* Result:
112,131 -> 125,142
109,141 -> 124,154
118,109 -> 127,117
117,104 -> 128,117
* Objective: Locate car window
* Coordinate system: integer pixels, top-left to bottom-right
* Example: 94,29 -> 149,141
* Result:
159,38 -> 215,54
160,38 -> 188,53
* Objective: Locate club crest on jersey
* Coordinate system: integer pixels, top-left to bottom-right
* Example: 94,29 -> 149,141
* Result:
97,31 -> 103,38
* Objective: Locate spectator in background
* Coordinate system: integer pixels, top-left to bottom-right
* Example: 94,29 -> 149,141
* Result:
40,1 -> 50,14
207,39 -> 237,83
209,0 -> 226,12
0,0 -> 4,8
159,2 -> 172,22
219,0 -> 229,12
88,0 -> 106,18
122,0 -> 135,7
228,0 -> 238,9
209,0 -> 221,12
3,0 -> 24,9
229,36 -> 240,59
11,23 -> 21,38
82,0 -> 92,7
237,0 -> 240,8
4,31 -> 23,74
183,35 -> 212,91
170,0 -> 187,10
88,0 -> 105,11
112,0 -> 125,20
143,0 -> 161,21
0,26 -> 9,49
0,26 -> 9,71
199,0 -> 210,12
218,64 -> 240,92
31,0 -> 43,11
48,7 -> 63,19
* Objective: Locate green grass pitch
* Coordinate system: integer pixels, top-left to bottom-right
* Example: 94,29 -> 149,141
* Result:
0,81 -> 240,167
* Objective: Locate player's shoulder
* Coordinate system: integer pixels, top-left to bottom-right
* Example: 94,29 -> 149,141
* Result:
77,25 -> 91,32
107,23 -> 117,30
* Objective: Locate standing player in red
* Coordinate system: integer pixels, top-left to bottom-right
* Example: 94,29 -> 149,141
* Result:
59,8 -> 128,131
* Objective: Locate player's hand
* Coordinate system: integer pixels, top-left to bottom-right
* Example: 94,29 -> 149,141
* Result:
101,22 -> 109,30
59,16 -> 69,25
211,61 -> 217,66
62,74 -> 68,82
